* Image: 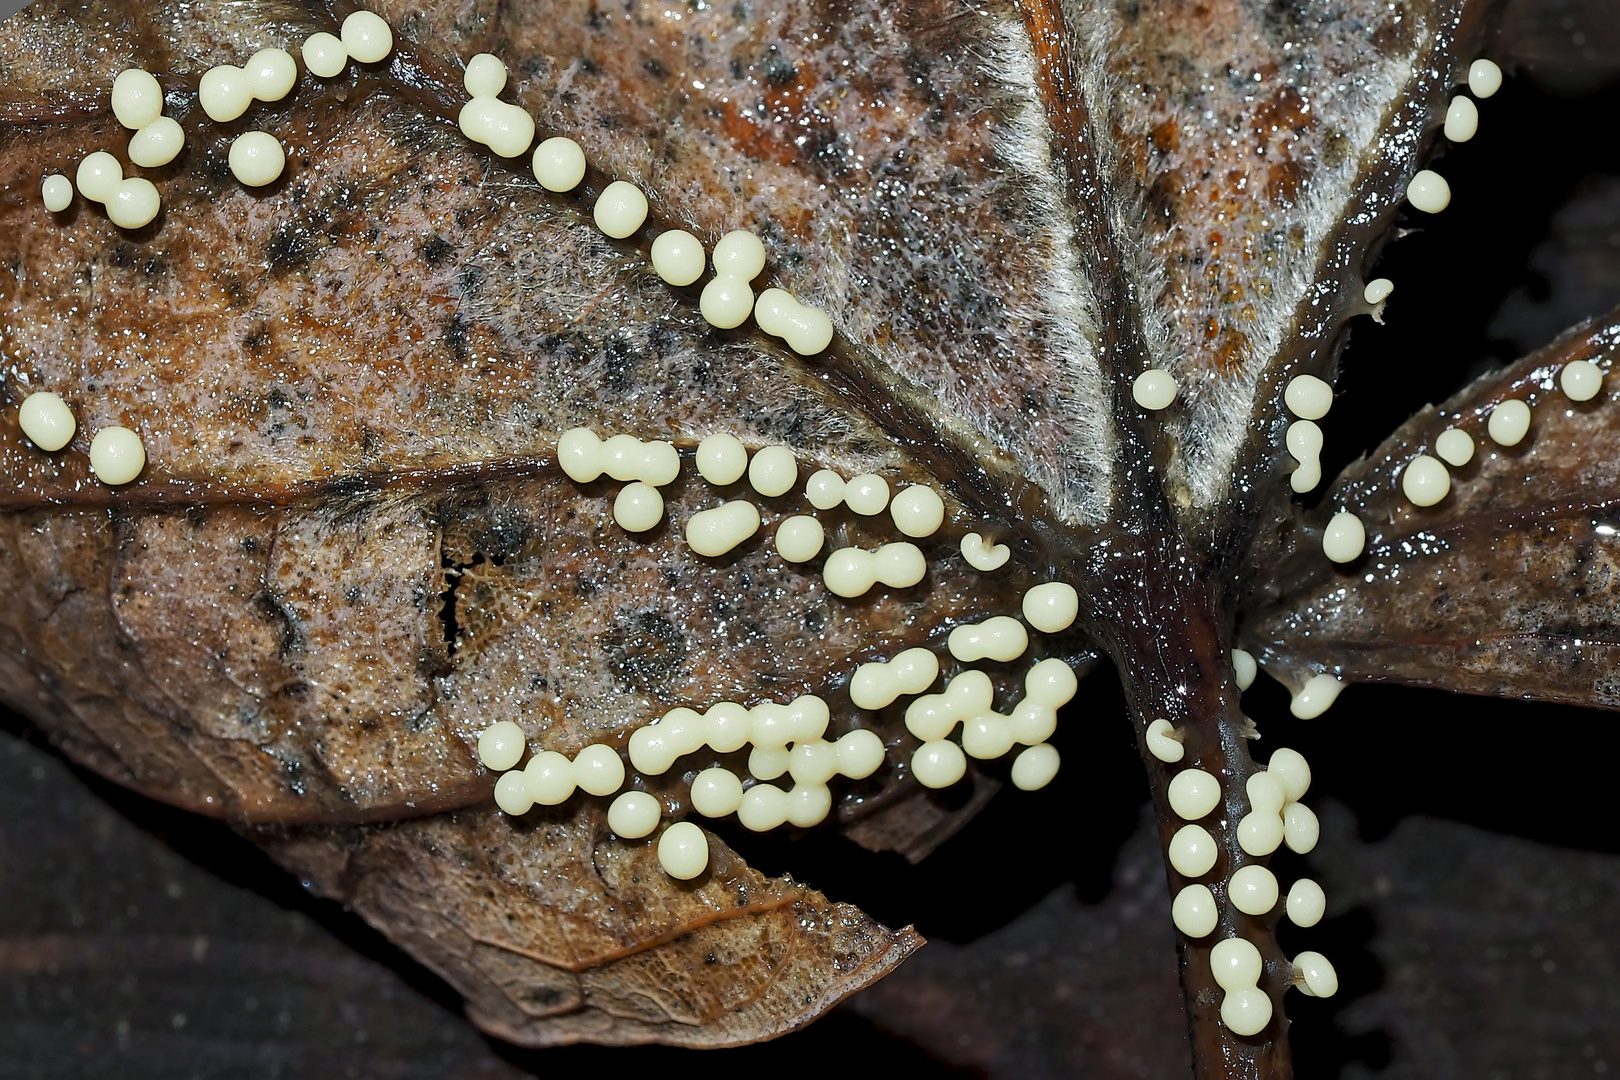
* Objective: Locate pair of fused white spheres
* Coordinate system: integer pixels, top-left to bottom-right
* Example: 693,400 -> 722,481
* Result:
652,229 -> 763,289
197,48 -> 299,123
75,153 -> 161,229
302,10 -> 393,78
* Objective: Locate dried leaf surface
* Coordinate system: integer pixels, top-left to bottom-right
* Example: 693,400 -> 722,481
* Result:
1245,307 -> 1620,707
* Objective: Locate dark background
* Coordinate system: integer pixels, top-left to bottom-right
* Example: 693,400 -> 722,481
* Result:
3,1 -> 1619,1077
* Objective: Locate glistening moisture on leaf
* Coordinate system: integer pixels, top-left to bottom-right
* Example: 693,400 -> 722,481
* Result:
0,0 -> 1617,1077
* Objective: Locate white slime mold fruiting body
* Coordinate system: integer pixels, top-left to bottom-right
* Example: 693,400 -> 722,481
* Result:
463,53 -> 507,98
532,137 -> 587,192
748,695 -> 830,748
524,751 -> 575,805
477,720 -> 526,771
947,616 -> 1029,663
1406,169 -> 1452,213
1168,824 -> 1219,878
111,68 -> 164,129
804,468 -> 845,510
685,500 -> 761,557
1010,743 -> 1060,790
1231,648 -> 1258,691
1167,768 -> 1222,821
1284,374 -> 1333,420
1560,359 -> 1604,402
658,821 -> 709,879
571,744 -> 625,796
41,175 -> 73,213
607,791 -> 661,838
1468,58 -> 1503,98
1487,398 -> 1532,446
302,33 -> 348,78
850,647 -> 940,710
246,48 -> 298,101
199,65 -> 253,122
1286,878 -> 1328,927
747,445 -> 797,497
689,767 -> 745,817
700,275 -> 754,328
1228,864 -> 1280,916
106,179 -> 162,229
1286,419 -> 1324,493
651,230 -> 706,287
1145,718 -> 1185,763
773,515 -> 825,563
843,473 -> 890,516
17,392 -> 75,451
493,771 -> 533,816
128,117 -> 186,168
822,543 -> 926,598
1289,673 -> 1344,718
612,482 -> 664,532
1401,453 -> 1451,506
1322,511 -> 1366,564
593,181 -> 649,238
556,428 -> 679,485
712,230 -> 766,280
1022,582 -> 1079,633
1267,748 -> 1313,803
1291,951 -> 1339,998
911,740 -> 967,789
960,532 -> 1010,571
1435,426 -> 1475,466
88,426 -> 146,484
1008,658 -> 1079,745
75,152 -> 121,204
695,432 -> 748,485
1133,368 -> 1177,410
905,670 -> 994,741
1364,277 -> 1395,305
341,10 -> 394,63
459,97 -> 536,159
1172,884 -> 1219,938
229,132 -> 286,187
1237,811 -> 1285,857
890,484 -> 945,537
1444,95 -> 1479,141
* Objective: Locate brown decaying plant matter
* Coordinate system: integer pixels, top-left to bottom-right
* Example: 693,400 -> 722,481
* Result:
0,0 -> 1617,1076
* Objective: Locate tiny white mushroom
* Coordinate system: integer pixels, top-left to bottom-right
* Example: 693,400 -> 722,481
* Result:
1487,398 -> 1532,446
1467,58 -> 1503,99
1401,454 -> 1450,507
1171,884 -> 1218,939
1133,368 -> 1177,411
1406,169 -> 1451,214
1321,511 -> 1366,564
1560,359 -> 1604,403
1434,427 -> 1475,467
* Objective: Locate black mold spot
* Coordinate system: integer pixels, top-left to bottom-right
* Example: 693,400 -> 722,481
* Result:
643,57 -> 668,79
603,611 -> 687,694
602,336 -> 641,392
442,313 -> 471,363
457,264 -> 485,297
419,235 -> 455,265
265,222 -> 315,273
